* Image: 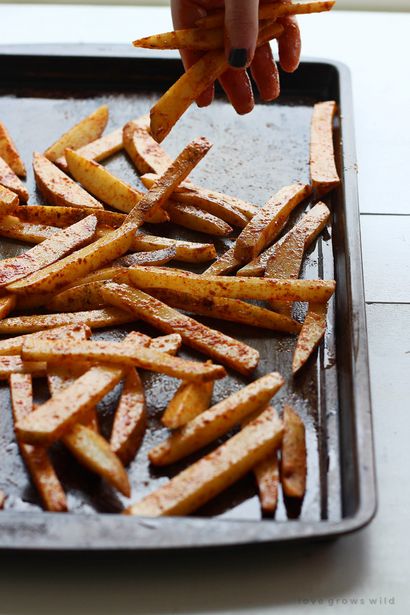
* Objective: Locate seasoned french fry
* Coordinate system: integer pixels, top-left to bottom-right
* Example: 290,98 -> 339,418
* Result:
149,372 -> 284,465
265,229 -> 305,315
310,101 -> 340,196
22,338 -> 226,383
0,215 -> 97,287
123,119 -> 173,175
150,289 -> 301,334
292,303 -> 328,373
254,450 -> 280,516
0,184 -> 19,210
133,27 -> 228,51
6,223 -> 137,295
149,333 -> 182,355
0,294 -> 16,319
0,356 -> 47,379
237,202 -> 330,277
196,0 -> 336,28
203,246 -> 243,276
126,406 -> 283,516
47,281 -> 106,312
162,377 -> 214,429
9,374 -> 67,511
234,183 -> 312,262
0,157 -> 29,202
132,233 -> 216,263
10,204 -> 125,229
281,405 -> 307,498
0,323 -> 91,356
0,121 -> 26,176
33,153 -> 103,209
126,266 -> 336,303
101,283 -> 260,376
0,308 -> 134,335
113,247 -> 177,268
167,201 -> 233,236
44,105 -> 109,163
0,215 -> 58,244
56,127 -> 123,171
125,136 -> 212,225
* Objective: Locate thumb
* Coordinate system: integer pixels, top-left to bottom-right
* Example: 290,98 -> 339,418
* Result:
225,0 -> 259,69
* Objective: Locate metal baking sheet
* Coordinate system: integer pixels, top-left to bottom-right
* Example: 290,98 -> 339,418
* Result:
0,44 -> 376,549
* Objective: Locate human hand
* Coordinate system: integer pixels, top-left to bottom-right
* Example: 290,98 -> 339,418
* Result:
171,0 -> 301,115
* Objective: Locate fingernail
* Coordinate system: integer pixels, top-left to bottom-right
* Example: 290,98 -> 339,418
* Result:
228,48 -> 248,68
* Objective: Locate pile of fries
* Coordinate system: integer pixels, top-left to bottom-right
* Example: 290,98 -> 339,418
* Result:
0,42 -> 340,517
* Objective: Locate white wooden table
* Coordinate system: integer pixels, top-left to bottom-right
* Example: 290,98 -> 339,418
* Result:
0,4 -> 409,614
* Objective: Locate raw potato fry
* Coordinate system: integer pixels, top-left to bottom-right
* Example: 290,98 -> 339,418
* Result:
0,356 -> 47,379
126,266 -> 336,303
254,450 -> 280,516
196,0 -> 336,28
132,233 -> 216,263
9,374 -> 67,512
125,136 -> 212,224
0,323 -> 91,356
237,202 -> 331,277
0,122 -> 26,176
0,294 -> 16,319
56,127 -> 123,171
123,119 -> 173,175
126,406 -> 283,516
44,105 -> 109,162
310,101 -> 340,196
0,184 -> 19,209
149,372 -> 284,465
0,215 -> 97,287
151,289 -> 301,335
234,183 -> 312,262
167,201 -> 233,237
0,215 -> 58,244
22,338 -> 226,383
162,377 -> 214,429
0,308 -> 134,335
113,247 -> 177,268
10,204 -> 125,229
292,303 -> 328,373
33,153 -> 103,209
266,229 -> 305,315
0,157 -> 29,202
101,283 -> 260,376
6,223 -> 137,295
281,405 -> 307,498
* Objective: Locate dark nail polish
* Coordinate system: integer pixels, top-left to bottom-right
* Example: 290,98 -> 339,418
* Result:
228,48 -> 248,68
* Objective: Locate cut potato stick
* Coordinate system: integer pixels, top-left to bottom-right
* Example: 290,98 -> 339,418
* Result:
123,119 -> 173,175
47,281 -> 106,312
149,372 -> 284,465
254,450 -> 280,516
0,215 -> 58,244
0,121 -> 26,176
6,223 -> 137,295
56,127 -> 123,171
0,308 -> 134,335
149,333 -> 182,355
44,105 -> 109,163
0,157 -> 29,202
101,283 -> 260,376
196,0 -> 336,28
167,202 -> 232,236
127,406 -> 283,516
162,377 -> 214,430
310,101 -> 340,196
0,323 -> 91,356
281,405 -> 307,499
133,27 -> 229,51
150,289 -> 301,335
33,152 -> 103,209
113,247 -> 177,268
0,294 -> 16,319
125,136 -> 212,225
203,246 -> 242,276
234,183 -> 312,262
22,338 -> 226,383
0,184 -> 19,210
237,202 -> 331,277
292,302 -> 328,373
150,23 -> 283,142
0,215 -> 97,287
127,266 -> 336,303
132,233 -> 216,263
266,229 -> 305,315
0,356 -> 47,379
10,204 -> 125,229
9,374 -> 67,511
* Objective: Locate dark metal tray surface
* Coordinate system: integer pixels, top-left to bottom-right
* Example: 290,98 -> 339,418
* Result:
0,44 -> 376,549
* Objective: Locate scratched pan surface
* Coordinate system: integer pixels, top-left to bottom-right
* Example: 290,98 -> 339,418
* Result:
0,45 -> 375,549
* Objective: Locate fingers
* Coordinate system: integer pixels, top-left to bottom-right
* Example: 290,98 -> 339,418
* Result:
250,43 -> 280,102
219,69 -> 254,115
224,0 -> 259,69
278,16 -> 301,73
